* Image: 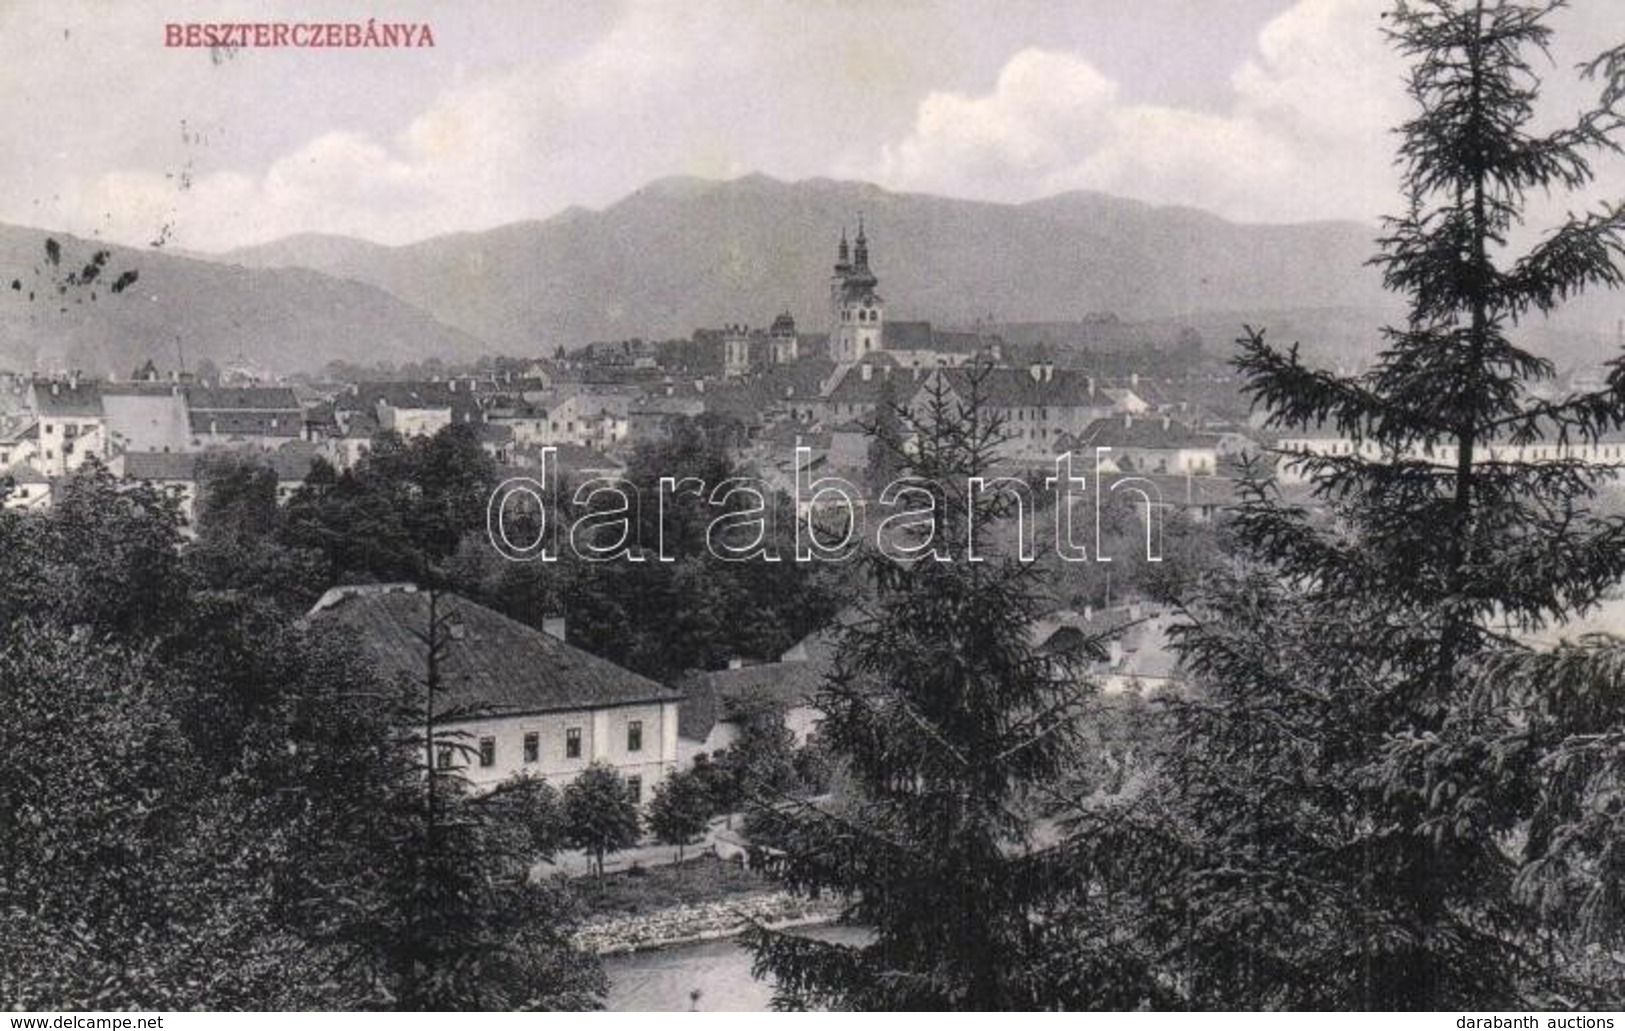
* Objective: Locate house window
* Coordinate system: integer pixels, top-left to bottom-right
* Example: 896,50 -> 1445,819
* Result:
478,736 -> 496,767
436,744 -> 454,770
566,727 -> 582,759
627,775 -> 643,805
627,720 -> 643,753
523,731 -> 539,764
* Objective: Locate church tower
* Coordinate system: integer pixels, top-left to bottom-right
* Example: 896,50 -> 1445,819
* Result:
721,323 -> 751,378
828,219 -> 884,363
769,311 -> 798,364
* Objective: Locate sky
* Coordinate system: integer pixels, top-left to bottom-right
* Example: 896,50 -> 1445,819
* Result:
0,0 -> 1618,252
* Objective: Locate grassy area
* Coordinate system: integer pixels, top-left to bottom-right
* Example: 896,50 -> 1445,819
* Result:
582,855 -> 772,918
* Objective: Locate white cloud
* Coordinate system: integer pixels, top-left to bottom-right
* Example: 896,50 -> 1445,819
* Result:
877,0 -> 1406,224
881,49 -> 1120,197
9,0 -> 1619,251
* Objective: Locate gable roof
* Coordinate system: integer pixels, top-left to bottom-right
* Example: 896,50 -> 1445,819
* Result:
32,379 -> 103,418
677,661 -> 826,742
311,586 -> 681,716
356,381 -> 485,419
185,386 -> 302,412
122,448 -> 317,484
121,451 -> 202,482
917,366 -> 1105,410
2,463 -> 49,486
1078,415 -> 1212,450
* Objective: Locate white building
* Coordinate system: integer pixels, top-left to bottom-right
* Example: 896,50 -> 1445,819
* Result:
311,585 -> 684,803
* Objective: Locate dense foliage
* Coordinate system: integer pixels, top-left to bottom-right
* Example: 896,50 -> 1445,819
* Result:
745,367 -> 1109,1009
1081,0 -> 1625,1009
0,462 -> 601,1009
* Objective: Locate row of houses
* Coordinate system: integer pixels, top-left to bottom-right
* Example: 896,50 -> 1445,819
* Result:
12,376 -> 309,479
308,584 -> 1187,802
1274,424 -> 1625,482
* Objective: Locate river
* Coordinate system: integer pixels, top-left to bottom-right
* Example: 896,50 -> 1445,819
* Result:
604,925 -> 867,1011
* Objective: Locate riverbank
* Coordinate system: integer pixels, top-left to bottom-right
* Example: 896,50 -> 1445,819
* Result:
574,855 -> 841,955
578,889 -> 841,954
604,922 -> 869,1011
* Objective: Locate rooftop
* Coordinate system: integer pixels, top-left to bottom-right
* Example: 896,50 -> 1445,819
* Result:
311,586 -> 682,717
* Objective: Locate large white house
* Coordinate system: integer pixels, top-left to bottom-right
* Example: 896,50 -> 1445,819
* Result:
311,584 -> 683,803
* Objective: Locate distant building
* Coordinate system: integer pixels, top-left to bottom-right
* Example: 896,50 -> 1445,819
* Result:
1031,604 -> 1186,696
722,324 -> 752,378
677,661 -> 824,767
901,364 -> 1121,459
102,383 -> 192,454
29,377 -> 108,478
1271,422 -> 1625,483
187,386 -> 305,451
1073,414 -> 1219,475
357,380 -> 485,439
1,464 -> 51,510
0,422 -> 38,471
829,220 -> 884,363
118,447 -> 316,528
823,222 -> 1000,368
769,311 -> 799,364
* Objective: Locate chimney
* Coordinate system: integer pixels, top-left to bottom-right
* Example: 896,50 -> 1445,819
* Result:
51,381 -> 60,396
542,615 -> 566,641
695,379 -> 705,394
1087,376 -> 1096,398
1029,362 -> 1042,382
69,370 -> 80,390
449,379 -> 457,392
1162,415 -> 1171,431
1130,372 -> 1140,388
1123,413 -> 1132,429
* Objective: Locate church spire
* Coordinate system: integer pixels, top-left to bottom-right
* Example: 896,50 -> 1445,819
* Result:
853,215 -> 869,270
835,227 -> 851,274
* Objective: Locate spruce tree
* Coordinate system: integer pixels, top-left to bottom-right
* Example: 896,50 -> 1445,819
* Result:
357,589 -> 603,1009
745,364 -> 1105,1009
1124,0 -> 1625,1009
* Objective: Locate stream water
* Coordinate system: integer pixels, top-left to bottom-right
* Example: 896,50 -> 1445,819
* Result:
603,925 -> 867,1011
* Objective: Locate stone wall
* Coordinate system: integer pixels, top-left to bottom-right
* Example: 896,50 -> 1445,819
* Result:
576,890 -> 841,955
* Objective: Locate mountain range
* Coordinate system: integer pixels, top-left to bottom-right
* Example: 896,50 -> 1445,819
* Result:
0,223 -> 485,377
3,174 -> 1619,376
219,174 -> 1402,355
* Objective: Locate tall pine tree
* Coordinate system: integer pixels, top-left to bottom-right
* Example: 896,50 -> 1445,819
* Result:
1117,0 -> 1625,1009
746,363 -> 1107,1009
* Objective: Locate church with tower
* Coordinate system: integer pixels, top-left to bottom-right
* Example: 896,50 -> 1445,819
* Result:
828,219 -> 884,363
702,219 -> 999,377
